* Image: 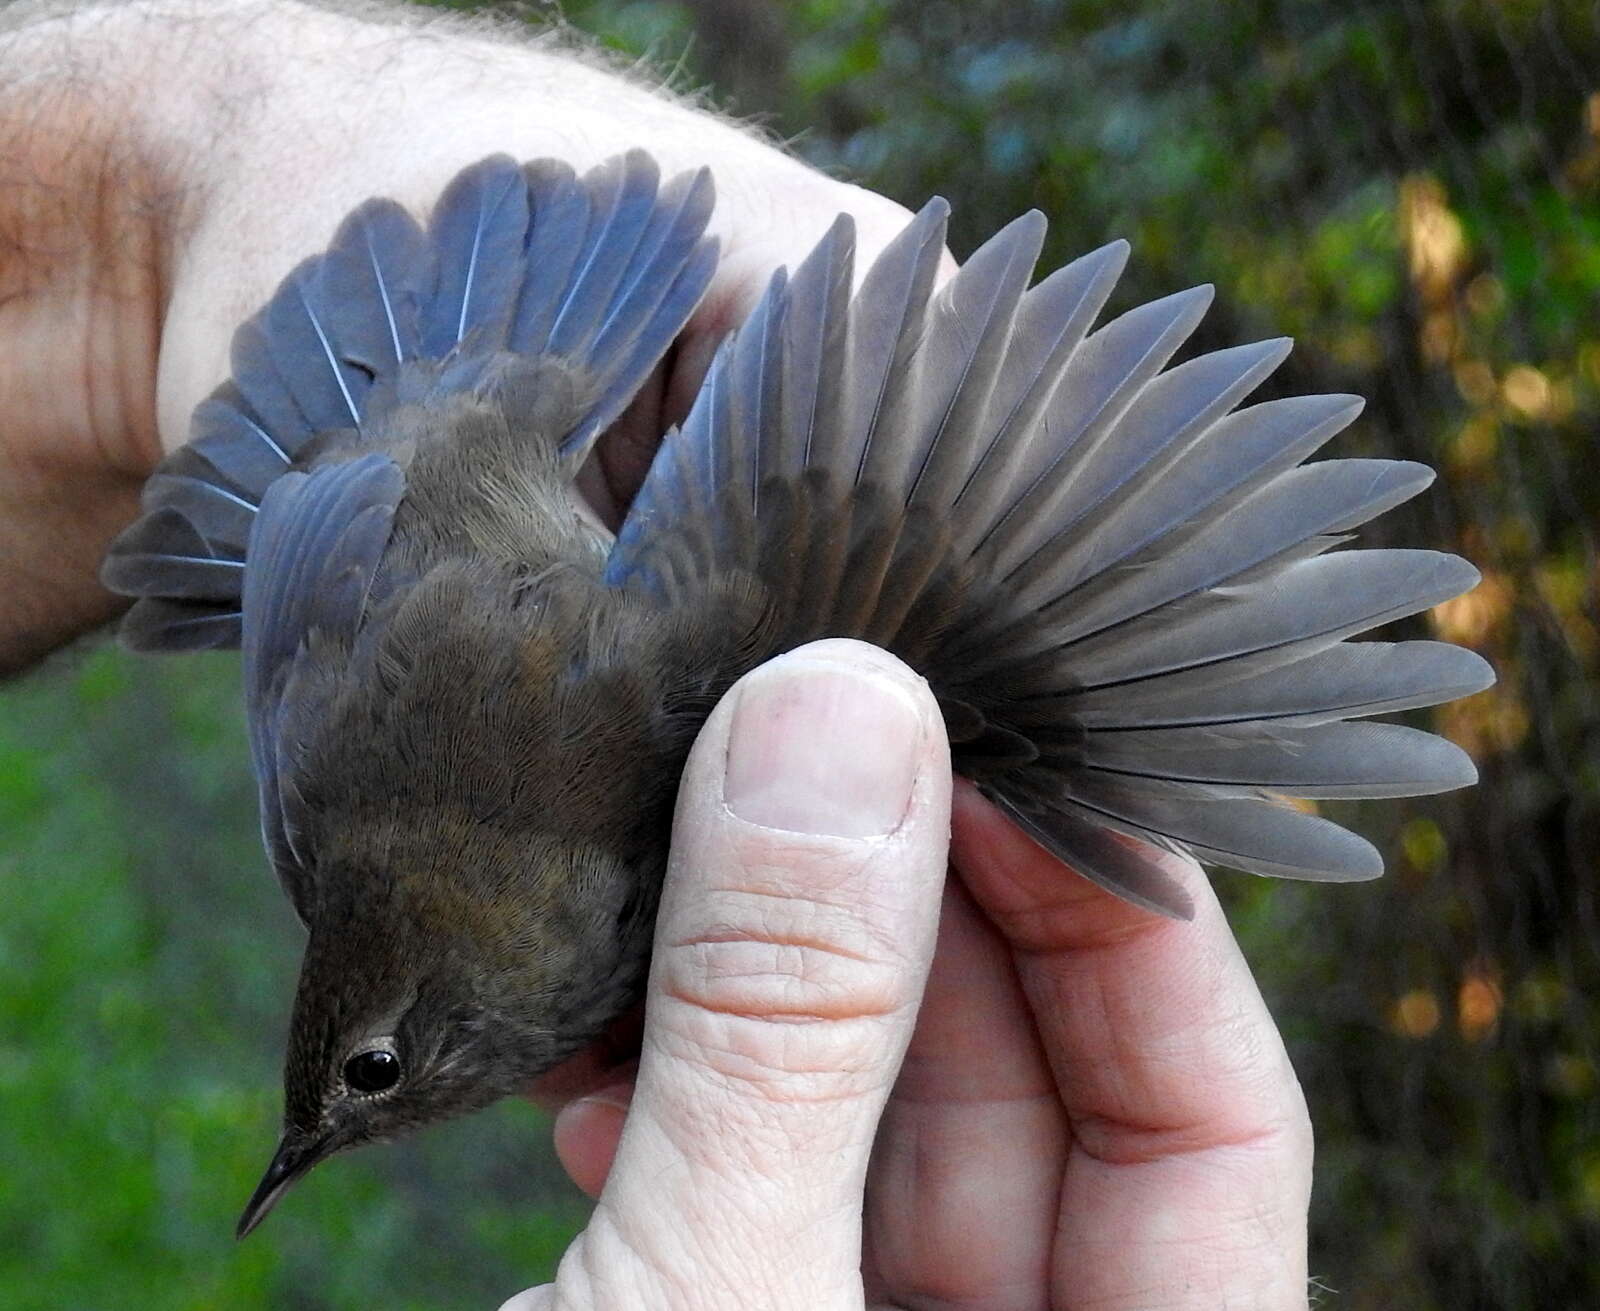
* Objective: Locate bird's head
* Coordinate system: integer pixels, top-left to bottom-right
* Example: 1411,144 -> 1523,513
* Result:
237,826 -> 655,1237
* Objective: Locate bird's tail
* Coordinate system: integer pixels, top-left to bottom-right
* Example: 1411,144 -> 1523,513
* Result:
605,204 -> 1494,916
103,152 -> 717,651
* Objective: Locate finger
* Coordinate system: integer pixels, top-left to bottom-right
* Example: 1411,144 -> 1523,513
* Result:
553,1080 -> 634,1201
863,876 -> 1065,1309
535,1009 -> 643,1202
951,783 -> 1313,1310
539,640 -> 952,1310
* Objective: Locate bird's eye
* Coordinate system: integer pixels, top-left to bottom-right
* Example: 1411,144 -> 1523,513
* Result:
343,1048 -> 401,1095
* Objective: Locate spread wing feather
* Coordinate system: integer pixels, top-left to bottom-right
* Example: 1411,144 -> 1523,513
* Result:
608,206 -> 1490,915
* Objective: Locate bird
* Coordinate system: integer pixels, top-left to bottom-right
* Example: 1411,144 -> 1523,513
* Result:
100,150 -> 1493,1236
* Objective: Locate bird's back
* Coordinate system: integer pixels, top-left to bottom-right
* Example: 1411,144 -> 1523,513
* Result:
102,152 -> 720,926
365,364 -> 611,580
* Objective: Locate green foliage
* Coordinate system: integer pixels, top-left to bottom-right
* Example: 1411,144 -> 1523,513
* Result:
0,650 -> 584,1308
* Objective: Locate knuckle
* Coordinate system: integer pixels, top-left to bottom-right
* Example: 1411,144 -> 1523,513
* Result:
660,897 -> 905,1024
651,873 -> 915,1097
655,1009 -> 894,1111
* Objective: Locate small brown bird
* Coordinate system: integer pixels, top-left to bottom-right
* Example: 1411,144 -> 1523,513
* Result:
102,152 -> 1491,1235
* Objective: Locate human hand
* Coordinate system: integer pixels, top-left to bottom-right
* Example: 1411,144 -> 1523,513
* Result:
517,638 -> 1314,1311
0,0 -> 928,669
4,8 -> 1314,1300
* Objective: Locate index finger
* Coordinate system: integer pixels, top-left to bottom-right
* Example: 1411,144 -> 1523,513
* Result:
950,781 -> 1314,1310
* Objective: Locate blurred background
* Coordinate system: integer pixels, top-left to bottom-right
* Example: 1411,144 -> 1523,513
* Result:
2,0 -> 1596,1306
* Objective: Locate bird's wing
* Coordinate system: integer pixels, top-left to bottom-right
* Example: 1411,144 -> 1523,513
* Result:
240,453 -> 405,924
499,153 -> 718,464
103,152 -> 717,649
604,207 -> 1492,917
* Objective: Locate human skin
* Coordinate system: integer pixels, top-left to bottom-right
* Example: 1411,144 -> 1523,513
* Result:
0,3 -> 1314,1306
517,639 -> 1314,1310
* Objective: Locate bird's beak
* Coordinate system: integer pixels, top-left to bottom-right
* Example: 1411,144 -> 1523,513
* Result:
236,1130 -> 338,1238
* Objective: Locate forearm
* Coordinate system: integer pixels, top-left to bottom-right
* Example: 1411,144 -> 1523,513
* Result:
0,0 -> 892,673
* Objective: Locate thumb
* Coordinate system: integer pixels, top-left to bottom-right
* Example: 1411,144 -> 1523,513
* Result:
506,639 -> 951,1310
